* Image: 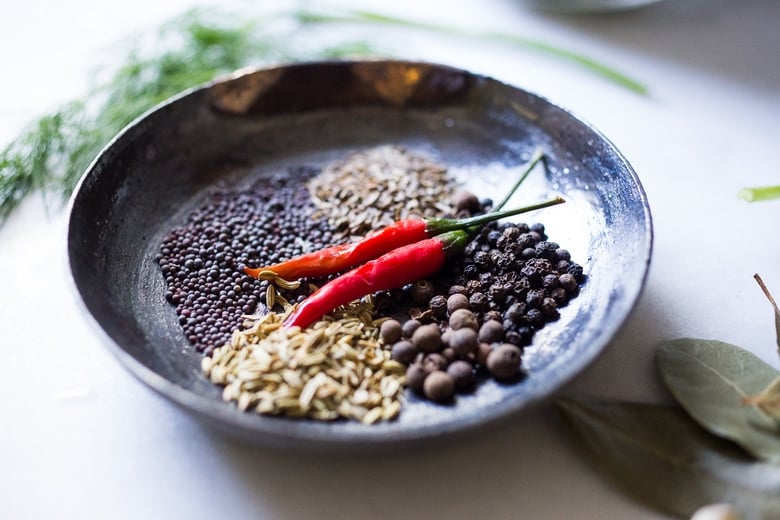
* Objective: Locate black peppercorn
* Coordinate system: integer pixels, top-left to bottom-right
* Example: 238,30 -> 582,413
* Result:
411,279 -> 436,306
567,263 -> 585,283
541,297 -> 560,319
429,294 -> 448,318
558,273 -> 579,293
469,292 -> 489,312
526,289 -> 545,309
550,287 -> 568,305
555,248 -> 571,262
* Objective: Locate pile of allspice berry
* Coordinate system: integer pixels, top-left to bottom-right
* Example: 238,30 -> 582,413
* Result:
376,190 -> 585,404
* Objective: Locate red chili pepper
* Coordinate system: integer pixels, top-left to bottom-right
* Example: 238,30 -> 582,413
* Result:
246,211 -> 525,280
284,197 -> 564,329
245,149 -> 546,281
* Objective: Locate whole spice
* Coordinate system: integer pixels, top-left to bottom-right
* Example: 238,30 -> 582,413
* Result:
486,344 -> 522,380
423,371 -> 456,403
379,319 -> 403,344
411,324 -> 443,353
447,360 -> 476,389
284,198 -> 565,329
449,308 -> 478,331
390,340 -> 417,364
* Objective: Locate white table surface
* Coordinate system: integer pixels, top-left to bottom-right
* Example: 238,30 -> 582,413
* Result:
2,1 -> 779,518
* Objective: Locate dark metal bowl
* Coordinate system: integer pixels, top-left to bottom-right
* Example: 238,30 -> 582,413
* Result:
67,60 -> 652,450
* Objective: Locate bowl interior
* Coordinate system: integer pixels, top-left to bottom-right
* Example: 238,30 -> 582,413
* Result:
68,61 -> 652,449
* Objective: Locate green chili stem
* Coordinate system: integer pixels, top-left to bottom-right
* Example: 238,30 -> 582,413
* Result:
494,148 -> 546,212
738,185 -> 780,202
433,196 -> 565,234
296,9 -> 649,95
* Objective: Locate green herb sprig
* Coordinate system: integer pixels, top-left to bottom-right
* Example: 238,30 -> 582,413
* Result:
0,9 -> 378,224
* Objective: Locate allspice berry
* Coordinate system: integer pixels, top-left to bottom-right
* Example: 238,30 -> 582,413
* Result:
478,320 -> 504,344
446,293 -> 470,314
380,319 -> 403,344
423,353 -> 449,374
486,344 -> 522,380
406,363 -> 427,393
476,342 -> 492,366
402,319 -> 422,338
449,308 -> 478,331
412,323 -> 442,353
453,190 -> 481,213
391,340 -> 417,364
423,370 -> 455,403
449,327 -> 478,357
447,360 -> 475,389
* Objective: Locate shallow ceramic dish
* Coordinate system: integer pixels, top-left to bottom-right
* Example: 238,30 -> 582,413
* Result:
67,60 -> 652,451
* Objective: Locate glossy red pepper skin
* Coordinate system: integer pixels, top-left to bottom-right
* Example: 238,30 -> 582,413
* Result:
245,219 -> 428,280
283,232 -> 459,329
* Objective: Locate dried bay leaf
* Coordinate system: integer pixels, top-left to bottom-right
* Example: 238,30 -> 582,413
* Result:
657,339 -> 780,463
744,376 -> 780,422
557,398 -> 780,520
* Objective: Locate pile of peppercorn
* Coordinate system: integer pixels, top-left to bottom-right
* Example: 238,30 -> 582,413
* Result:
375,204 -> 585,404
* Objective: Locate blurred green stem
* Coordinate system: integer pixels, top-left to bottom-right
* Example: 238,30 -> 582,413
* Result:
297,9 -> 649,95
739,186 -> 780,202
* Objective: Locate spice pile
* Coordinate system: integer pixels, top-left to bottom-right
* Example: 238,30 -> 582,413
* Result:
203,301 -> 406,423
155,168 -> 333,352
157,146 -> 585,421
378,217 -> 585,403
309,145 -> 457,240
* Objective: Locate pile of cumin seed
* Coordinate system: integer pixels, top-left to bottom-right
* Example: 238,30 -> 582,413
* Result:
308,145 -> 458,241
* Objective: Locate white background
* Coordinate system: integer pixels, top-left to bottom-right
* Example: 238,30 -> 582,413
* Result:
1,0 -> 779,518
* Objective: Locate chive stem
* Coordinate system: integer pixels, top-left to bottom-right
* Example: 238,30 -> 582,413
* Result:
738,185 -> 780,202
